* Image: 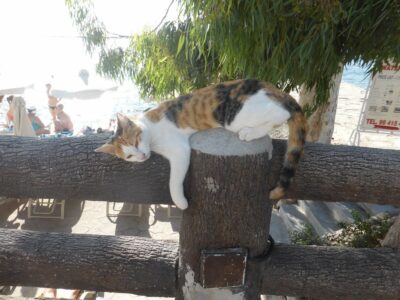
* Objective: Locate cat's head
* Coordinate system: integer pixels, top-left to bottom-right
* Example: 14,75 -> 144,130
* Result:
95,113 -> 151,162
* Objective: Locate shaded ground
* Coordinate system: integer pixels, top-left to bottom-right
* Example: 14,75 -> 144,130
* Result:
1,200 -> 179,299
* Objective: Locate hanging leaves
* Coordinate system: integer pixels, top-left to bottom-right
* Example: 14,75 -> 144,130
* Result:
176,34 -> 185,56
66,0 -> 400,105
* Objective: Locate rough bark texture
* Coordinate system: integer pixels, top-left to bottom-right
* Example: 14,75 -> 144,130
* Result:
0,135 -> 171,204
270,140 -> 400,205
1,230 -> 399,299
382,216 -> 400,248
0,228 -> 177,297
299,69 -> 343,143
177,130 -> 272,300
0,135 -> 400,205
262,244 -> 400,300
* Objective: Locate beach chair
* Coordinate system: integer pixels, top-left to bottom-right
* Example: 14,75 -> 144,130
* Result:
10,97 -> 67,220
27,198 -> 65,219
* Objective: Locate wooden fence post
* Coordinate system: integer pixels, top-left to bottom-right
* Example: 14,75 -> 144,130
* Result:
177,129 -> 273,300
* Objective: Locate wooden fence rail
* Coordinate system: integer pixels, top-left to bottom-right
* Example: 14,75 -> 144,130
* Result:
0,135 -> 399,205
0,228 -> 177,297
1,131 -> 400,299
0,229 -> 399,300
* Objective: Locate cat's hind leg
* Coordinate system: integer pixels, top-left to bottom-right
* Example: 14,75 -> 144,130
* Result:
238,122 -> 274,141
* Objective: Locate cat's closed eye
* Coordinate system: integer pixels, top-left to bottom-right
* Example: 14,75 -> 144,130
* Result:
126,154 -> 133,159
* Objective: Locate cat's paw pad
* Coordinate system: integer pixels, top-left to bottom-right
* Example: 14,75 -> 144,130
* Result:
238,127 -> 257,141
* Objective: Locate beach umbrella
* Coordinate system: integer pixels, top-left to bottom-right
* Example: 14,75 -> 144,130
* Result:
49,70 -> 118,100
51,86 -> 118,100
0,84 -> 34,95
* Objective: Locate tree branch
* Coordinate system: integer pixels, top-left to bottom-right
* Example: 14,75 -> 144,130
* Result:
151,0 -> 175,32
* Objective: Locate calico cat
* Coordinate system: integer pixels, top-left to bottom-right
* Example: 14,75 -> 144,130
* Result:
96,79 -> 306,209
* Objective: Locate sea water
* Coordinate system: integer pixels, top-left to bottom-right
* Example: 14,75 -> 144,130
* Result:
343,63 -> 369,89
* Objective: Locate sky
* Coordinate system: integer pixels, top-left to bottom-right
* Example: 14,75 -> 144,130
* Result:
0,0 -> 178,87
0,0 -> 179,130
0,0 -> 369,90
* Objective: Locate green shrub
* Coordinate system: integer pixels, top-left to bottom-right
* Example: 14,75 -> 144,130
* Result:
325,211 -> 393,248
289,223 -> 325,246
290,211 -> 394,248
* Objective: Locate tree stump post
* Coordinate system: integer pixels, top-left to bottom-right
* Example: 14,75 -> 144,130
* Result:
382,216 -> 400,248
177,129 -> 273,300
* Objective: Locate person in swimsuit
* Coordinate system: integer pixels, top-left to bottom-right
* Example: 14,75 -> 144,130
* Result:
27,106 -> 50,135
54,103 -> 73,134
46,83 -> 61,121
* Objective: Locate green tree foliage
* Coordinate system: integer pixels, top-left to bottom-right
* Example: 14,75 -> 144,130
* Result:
289,223 -> 325,246
66,0 -> 400,105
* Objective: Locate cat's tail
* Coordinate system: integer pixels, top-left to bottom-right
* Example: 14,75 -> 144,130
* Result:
269,102 -> 307,201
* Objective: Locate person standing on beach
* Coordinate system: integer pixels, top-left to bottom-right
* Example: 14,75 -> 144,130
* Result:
54,103 -> 73,134
46,83 -> 61,121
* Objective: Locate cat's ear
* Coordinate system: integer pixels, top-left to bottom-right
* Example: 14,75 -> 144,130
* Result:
116,113 -> 135,128
95,143 -> 116,155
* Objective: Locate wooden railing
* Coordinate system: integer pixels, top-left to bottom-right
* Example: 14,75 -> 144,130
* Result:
0,131 -> 399,299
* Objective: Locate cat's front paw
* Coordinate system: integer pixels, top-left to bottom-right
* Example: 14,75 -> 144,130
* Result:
173,197 -> 188,210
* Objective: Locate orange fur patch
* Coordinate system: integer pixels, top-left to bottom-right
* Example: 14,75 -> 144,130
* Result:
145,101 -> 175,122
175,92 -> 220,130
270,186 -> 285,200
288,112 -> 307,148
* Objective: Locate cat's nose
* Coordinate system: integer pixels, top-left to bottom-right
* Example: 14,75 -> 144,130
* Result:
138,152 -> 149,161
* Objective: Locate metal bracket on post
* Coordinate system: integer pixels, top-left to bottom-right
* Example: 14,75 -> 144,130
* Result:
200,248 -> 248,288
248,235 -> 275,264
